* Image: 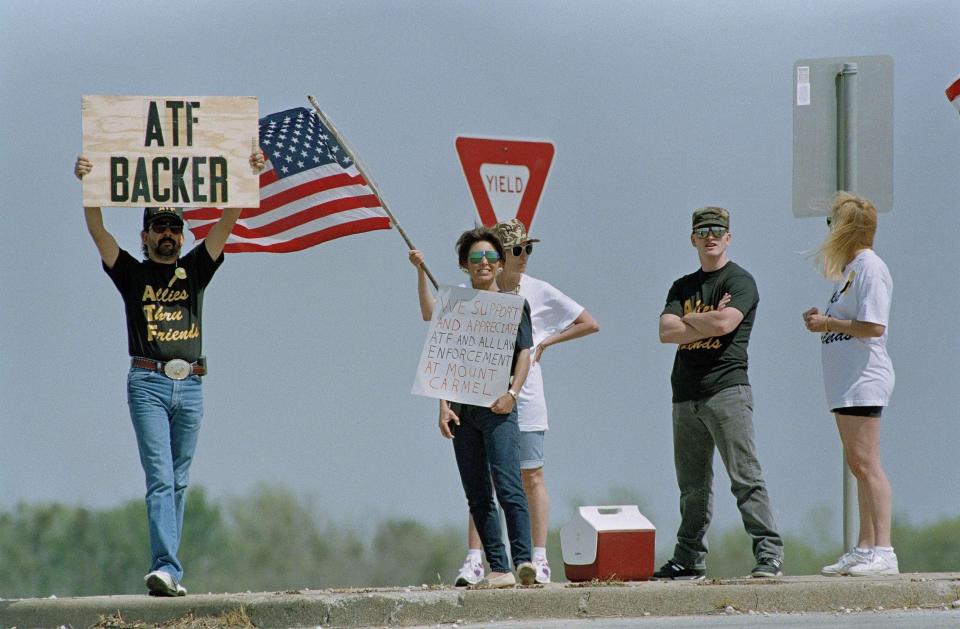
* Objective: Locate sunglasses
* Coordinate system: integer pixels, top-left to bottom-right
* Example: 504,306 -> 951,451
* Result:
150,222 -> 183,235
509,243 -> 534,257
467,250 -> 501,264
693,226 -> 727,239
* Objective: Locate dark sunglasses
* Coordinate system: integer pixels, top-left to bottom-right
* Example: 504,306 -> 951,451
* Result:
467,250 -> 501,264
509,243 -> 534,257
150,222 -> 183,235
693,226 -> 727,239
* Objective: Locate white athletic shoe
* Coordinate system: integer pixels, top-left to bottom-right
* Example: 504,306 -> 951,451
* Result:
821,549 -> 871,576
454,554 -> 484,586
533,557 -> 552,584
144,570 -> 187,596
848,552 -> 899,576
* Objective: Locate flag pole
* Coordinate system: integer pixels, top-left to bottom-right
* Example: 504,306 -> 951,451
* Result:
307,95 -> 439,290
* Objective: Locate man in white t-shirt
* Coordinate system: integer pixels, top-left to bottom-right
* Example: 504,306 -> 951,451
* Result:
450,218 -> 599,585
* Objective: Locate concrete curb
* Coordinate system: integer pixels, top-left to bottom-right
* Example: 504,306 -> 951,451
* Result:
2,574 -> 959,628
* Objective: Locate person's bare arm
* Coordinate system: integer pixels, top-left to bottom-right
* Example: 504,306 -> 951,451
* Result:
204,151 -> 264,259
803,308 -> 885,338
533,309 -> 599,363
408,249 -> 435,321
659,313 -> 709,344
75,155 -> 120,268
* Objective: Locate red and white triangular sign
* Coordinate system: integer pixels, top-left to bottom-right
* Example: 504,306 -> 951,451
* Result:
455,136 -> 555,229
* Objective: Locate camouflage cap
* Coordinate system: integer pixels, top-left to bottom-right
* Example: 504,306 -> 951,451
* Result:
491,218 -> 541,248
691,206 -> 730,229
143,206 -> 184,230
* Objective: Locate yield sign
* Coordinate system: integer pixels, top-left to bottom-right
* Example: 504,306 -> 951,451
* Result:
455,136 -> 555,229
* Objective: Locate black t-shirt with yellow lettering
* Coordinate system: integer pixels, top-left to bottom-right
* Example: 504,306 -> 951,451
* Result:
661,261 -> 758,403
105,244 -> 223,362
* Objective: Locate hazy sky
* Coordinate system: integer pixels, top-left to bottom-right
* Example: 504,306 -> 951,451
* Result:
2,1 -> 958,552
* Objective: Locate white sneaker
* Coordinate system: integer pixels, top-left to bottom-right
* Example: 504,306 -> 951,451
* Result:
454,555 -> 484,586
533,557 -> 551,584
144,570 -> 187,596
848,552 -> 899,576
821,549 -> 871,576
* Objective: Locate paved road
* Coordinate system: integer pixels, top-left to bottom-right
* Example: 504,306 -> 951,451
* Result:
406,608 -> 960,628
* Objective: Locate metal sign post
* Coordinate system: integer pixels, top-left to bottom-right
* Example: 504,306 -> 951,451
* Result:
792,55 -> 894,552
836,63 -> 859,553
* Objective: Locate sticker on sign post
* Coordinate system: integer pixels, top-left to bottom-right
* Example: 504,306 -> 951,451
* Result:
455,136 -> 554,229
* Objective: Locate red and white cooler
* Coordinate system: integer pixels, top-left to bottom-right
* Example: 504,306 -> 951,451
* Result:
560,505 -> 656,582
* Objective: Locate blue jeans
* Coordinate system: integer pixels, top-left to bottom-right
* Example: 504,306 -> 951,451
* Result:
671,385 -> 783,569
451,405 -> 532,573
127,368 -> 204,581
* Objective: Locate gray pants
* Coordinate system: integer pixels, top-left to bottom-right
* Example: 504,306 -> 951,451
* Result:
671,384 -> 783,569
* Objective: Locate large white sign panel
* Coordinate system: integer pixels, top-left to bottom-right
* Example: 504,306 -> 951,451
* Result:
792,56 -> 893,217
81,95 -> 259,208
412,285 -> 525,407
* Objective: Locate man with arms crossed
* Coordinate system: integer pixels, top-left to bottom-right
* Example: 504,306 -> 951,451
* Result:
656,206 -> 784,580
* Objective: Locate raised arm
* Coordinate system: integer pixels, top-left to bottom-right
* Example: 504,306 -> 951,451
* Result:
203,150 -> 265,260
203,208 -> 241,260
408,249 -> 436,321
75,155 -> 120,268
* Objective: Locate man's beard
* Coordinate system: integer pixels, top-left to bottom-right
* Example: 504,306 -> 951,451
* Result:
151,237 -> 181,261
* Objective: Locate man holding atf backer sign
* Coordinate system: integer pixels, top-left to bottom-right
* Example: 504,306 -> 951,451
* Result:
74,95 -> 261,597
410,228 -> 536,588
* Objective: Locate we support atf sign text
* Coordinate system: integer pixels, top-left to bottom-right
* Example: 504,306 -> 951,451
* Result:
81,95 -> 259,208
412,285 -> 525,407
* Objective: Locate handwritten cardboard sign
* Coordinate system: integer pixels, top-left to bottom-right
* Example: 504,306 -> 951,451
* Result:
81,95 -> 259,208
412,285 -> 525,407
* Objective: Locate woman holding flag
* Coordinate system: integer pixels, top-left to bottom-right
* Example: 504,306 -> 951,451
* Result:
409,228 -> 536,588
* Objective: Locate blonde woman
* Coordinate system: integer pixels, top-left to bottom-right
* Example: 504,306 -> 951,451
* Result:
802,192 -> 896,576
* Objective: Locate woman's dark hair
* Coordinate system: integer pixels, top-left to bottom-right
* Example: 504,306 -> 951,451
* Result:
455,226 -> 504,268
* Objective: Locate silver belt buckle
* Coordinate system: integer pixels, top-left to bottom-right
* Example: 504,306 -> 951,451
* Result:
163,359 -> 192,380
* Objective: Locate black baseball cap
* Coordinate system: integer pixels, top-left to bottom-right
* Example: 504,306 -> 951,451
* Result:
143,206 -> 185,230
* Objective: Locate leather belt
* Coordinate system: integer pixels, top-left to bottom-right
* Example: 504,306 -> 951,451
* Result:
131,356 -> 207,379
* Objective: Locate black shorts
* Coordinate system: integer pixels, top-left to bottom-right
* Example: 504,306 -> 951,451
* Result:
832,405 -> 883,418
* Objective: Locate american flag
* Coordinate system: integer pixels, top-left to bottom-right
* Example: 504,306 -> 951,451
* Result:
183,107 -> 391,253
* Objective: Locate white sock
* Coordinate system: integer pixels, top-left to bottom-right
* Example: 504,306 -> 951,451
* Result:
533,547 -> 547,561
467,549 -> 483,562
874,546 -> 895,557
854,547 -> 872,556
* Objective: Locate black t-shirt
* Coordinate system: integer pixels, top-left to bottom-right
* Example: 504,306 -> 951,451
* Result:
512,301 -> 534,375
661,261 -> 758,402
105,244 -> 223,362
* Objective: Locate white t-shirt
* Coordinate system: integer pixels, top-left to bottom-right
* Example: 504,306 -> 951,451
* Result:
820,249 -> 894,410
516,274 -> 584,432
